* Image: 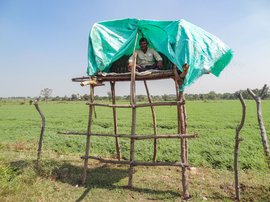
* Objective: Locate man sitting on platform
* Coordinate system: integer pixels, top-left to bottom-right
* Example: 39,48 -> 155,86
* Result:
128,37 -> 163,72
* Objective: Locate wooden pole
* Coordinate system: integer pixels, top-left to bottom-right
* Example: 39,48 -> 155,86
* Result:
173,65 -> 190,199
182,94 -> 188,162
82,82 -> 94,185
81,156 -> 189,167
87,101 -> 183,108
247,85 -> 270,167
110,81 -> 121,160
128,32 -> 138,188
144,80 -> 158,162
179,91 -> 189,200
234,93 -> 246,201
58,131 -> 197,139
34,99 -> 45,166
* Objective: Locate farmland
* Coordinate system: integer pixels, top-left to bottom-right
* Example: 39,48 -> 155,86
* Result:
0,99 -> 270,201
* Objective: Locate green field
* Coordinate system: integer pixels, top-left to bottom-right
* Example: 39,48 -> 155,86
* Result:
0,100 -> 270,201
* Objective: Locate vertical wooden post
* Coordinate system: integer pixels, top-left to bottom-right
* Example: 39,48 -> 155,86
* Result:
183,95 -> 188,162
34,99 -> 45,166
110,81 -> 121,160
144,80 -> 158,162
234,93 -> 246,201
128,33 -> 138,188
173,65 -> 189,199
247,85 -> 270,167
82,82 -> 94,185
179,91 -> 189,200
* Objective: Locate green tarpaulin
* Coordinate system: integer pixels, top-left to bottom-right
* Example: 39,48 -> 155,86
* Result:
87,18 -> 233,89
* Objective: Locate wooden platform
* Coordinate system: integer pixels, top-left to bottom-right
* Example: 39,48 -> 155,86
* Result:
72,70 -> 176,83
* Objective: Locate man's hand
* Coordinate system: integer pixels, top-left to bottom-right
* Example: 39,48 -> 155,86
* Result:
128,62 -> 133,71
182,64 -> 189,76
179,63 -> 189,79
157,61 -> 163,69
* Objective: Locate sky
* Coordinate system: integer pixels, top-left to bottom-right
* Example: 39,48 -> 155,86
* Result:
0,0 -> 270,97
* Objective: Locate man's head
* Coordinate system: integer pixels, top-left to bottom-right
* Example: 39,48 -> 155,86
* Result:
139,37 -> 148,52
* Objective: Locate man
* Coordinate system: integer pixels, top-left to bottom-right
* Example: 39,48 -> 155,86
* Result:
128,37 -> 163,72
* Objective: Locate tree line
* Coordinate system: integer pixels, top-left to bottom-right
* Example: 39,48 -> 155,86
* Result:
1,88 -> 269,102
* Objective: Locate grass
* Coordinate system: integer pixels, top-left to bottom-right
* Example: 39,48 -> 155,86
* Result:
0,99 -> 270,201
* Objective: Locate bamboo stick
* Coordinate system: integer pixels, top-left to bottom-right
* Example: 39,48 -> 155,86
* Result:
247,85 -> 270,167
81,156 -> 189,167
234,93 -> 246,201
144,80 -> 158,162
34,99 -> 45,166
128,33 -> 138,188
58,131 -> 197,139
82,82 -> 94,185
110,81 -> 121,161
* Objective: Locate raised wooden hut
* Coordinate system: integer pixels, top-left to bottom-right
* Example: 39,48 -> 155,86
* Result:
71,18 -> 233,199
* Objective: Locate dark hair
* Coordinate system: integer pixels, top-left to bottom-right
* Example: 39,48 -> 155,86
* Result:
139,37 -> 148,44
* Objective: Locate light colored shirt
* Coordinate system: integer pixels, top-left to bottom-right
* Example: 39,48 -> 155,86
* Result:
129,48 -> 162,67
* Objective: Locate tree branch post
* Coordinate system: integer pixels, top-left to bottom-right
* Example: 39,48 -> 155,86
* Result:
34,99 -> 46,166
247,85 -> 270,167
234,93 -> 246,201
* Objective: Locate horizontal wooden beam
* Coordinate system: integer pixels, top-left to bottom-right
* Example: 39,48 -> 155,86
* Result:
81,155 -> 189,167
86,101 -> 184,108
58,131 -> 198,139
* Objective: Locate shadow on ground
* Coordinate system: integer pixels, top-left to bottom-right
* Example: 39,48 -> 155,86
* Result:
9,159 -> 181,201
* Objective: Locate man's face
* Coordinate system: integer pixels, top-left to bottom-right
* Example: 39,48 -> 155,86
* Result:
139,41 -> 148,52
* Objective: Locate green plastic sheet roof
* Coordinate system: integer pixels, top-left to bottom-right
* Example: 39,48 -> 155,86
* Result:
87,18 -> 233,88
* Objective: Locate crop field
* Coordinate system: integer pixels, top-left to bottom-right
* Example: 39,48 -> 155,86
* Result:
0,99 -> 270,201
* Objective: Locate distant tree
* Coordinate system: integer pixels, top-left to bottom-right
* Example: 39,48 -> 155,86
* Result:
162,94 -> 170,101
62,96 -> 69,101
71,94 -> 78,101
207,91 -> 217,100
40,88 -> 53,103
83,94 -> 89,101
107,91 -> 112,100
137,95 -> 146,102
52,96 -> 61,101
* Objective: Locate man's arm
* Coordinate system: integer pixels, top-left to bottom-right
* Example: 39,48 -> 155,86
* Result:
152,49 -> 163,68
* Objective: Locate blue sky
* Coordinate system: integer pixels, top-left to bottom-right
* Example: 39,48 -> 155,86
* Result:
0,0 -> 270,97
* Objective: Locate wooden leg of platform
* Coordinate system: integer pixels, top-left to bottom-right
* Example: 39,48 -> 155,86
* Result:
174,76 -> 190,199
128,41 -> 138,188
82,84 -> 94,185
128,106 -> 136,188
179,92 -> 189,200
183,98 -> 188,163
144,80 -> 158,162
110,81 -> 121,161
